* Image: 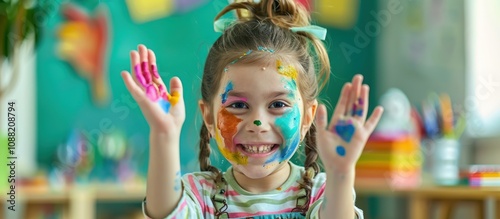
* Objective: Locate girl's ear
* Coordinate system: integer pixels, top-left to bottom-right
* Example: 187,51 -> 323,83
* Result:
199,100 -> 215,137
301,99 -> 318,139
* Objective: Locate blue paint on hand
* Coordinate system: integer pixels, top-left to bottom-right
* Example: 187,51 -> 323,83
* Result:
334,120 -> 355,142
354,109 -> 363,116
157,98 -> 171,113
336,145 -> 346,157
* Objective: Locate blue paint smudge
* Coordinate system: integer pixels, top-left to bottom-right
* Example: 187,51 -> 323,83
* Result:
282,78 -> 297,99
336,146 -> 346,157
352,104 -> 363,116
174,171 -> 181,191
157,98 -> 171,113
265,104 -> 301,164
334,120 -> 355,142
354,109 -> 363,116
221,81 -> 233,104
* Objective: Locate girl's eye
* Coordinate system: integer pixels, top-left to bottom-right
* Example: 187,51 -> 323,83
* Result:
270,101 -> 288,108
228,102 -> 248,109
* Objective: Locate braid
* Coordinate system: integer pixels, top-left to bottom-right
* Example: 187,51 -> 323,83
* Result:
293,123 -> 319,215
199,124 -> 227,217
199,124 -> 223,182
304,123 -> 320,175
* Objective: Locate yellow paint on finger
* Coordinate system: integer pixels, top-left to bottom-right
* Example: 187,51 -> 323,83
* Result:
167,91 -> 180,106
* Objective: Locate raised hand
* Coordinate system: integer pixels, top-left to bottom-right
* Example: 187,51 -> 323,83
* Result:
121,44 -> 185,136
315,75 -> 384,173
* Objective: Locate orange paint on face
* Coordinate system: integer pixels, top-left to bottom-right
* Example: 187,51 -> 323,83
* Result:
217,108 -> 248,165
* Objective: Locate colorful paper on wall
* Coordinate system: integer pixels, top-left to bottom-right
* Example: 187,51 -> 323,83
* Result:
126,0 -> 208,23
315,0 -> 359,29
126,0 -> 175,23
176,0 -> 209,12
57,4 -> 110,106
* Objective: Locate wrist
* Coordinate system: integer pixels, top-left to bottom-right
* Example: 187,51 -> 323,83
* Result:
150,129 -> 180,140
149,130 -> 180,151
325,167 -> 355,179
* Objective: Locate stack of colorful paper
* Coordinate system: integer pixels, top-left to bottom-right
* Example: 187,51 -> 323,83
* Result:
469,165 -> 500,187
356,133 -> 422,188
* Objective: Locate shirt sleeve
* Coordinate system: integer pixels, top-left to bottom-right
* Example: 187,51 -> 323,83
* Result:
142,173 -> 212,219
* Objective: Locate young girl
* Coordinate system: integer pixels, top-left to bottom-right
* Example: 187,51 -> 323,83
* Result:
121,0 -> 383,218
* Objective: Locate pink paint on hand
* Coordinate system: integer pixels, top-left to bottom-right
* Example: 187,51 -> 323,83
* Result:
145,84 -> 159,101
134,65 -> 147,87
141,62 -> 152,84
158,84 -> 168,100
151,65 -> 160,79
358,97 -> 364,105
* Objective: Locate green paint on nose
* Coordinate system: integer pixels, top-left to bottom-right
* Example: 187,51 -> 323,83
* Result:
253,120 -> 262,126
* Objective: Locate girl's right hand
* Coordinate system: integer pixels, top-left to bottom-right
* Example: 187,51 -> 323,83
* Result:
121,44 -> 185,137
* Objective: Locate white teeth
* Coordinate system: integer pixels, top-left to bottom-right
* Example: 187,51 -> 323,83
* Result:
242,144 -> 274,154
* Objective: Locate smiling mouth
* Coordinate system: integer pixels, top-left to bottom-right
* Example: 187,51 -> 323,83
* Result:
237,144 -> 279,154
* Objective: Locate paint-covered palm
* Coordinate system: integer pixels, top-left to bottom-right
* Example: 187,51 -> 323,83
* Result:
121,44 -> 185,137
315,75 -> 383,173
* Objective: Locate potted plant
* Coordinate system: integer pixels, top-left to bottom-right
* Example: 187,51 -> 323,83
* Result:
1,0 -> 47,187
1,0 -> 45,100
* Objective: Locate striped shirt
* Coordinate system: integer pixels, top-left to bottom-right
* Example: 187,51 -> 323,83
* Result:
143,162 -> 364,218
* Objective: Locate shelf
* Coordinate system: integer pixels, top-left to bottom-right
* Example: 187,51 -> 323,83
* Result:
1,183 -> 146,219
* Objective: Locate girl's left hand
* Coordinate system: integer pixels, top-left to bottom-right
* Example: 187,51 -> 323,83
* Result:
315,74 -> 384,173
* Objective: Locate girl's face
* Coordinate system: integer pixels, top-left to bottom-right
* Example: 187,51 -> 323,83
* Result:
202,58 -> 315,179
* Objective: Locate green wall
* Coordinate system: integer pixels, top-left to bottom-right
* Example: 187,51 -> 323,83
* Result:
36,0 -> 378,173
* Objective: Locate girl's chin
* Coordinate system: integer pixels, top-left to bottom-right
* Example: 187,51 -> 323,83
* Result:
232,162 -> 285,179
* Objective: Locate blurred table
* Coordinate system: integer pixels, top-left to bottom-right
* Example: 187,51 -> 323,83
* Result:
407,186 -> 500,219
1,183 -> 146,219
356,183 -> 500,219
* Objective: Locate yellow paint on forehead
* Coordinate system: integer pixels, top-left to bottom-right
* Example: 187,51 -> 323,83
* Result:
276,60 -> 298,80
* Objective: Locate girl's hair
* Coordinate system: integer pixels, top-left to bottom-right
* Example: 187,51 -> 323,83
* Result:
199,0 -> 330,215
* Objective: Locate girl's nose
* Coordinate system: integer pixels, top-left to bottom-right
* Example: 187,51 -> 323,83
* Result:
245,113 -> 271,133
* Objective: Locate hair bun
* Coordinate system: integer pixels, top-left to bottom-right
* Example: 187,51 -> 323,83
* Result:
218,0 -> 311,29
261,0 -> 310,28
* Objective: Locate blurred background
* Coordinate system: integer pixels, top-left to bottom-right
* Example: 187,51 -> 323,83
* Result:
0,0 -> 499,218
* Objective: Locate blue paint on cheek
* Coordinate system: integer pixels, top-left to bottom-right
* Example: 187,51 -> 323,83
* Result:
336,146 -> 346,157
221,82 -> 233,104
283,78 -> 297,99
266,104 -> 301,164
